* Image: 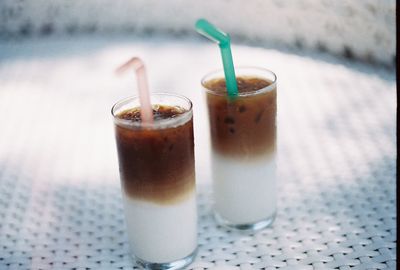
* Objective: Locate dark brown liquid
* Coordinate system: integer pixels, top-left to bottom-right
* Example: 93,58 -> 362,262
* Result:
204,76 -> 276,159
118,106 -> 186,122
115,105 -> 195,204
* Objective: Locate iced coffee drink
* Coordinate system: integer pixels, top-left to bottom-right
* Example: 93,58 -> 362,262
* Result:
202,67 -> 277,230
112,93 -> 197,268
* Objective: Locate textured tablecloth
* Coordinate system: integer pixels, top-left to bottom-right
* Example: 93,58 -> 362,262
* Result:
0,36 -> 396,269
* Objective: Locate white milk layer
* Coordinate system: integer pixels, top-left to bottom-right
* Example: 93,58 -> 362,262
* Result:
122,193 -> 197,263
212,152 -> 276,225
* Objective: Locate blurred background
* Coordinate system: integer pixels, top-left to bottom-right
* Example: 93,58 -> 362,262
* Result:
0,0 -> 396,65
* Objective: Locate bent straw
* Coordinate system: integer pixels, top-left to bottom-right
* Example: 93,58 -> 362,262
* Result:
116,57 -> 153,123
195,19 -> 238,97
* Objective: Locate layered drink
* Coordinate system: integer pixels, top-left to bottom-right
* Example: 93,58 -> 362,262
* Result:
202,67 -> 277,230
112,93 -> 197,268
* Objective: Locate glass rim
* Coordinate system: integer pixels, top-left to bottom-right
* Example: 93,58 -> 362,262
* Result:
111,92 -> 193,130
201,66 -> 277,97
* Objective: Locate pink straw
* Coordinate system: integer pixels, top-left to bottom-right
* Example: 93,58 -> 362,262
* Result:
116,57 -> 153,123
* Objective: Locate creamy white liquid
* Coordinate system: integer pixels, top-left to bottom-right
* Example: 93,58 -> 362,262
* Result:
122,193 -> 197,263
212,152 -> 276,225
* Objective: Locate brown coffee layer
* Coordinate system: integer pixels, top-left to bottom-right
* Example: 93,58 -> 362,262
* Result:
115,105 -> 195,204
205,76 -> 276,158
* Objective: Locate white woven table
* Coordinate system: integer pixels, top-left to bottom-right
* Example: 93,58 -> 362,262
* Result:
0,36 -> 396,270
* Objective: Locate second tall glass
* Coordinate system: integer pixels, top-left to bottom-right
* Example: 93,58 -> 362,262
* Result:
202,67 -> 277,230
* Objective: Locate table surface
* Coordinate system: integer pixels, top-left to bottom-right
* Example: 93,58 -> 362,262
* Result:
0,36 -> 396,270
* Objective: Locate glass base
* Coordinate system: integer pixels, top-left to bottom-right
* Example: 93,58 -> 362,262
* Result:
214,211 -> 276,231
134,248 -> 197,270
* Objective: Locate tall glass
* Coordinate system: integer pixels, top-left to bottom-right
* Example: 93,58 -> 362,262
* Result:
202,67 -> 277,230
112,93 -> 197,269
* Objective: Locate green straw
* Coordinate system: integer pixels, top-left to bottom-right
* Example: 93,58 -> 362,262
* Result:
195,19 -> 238,97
